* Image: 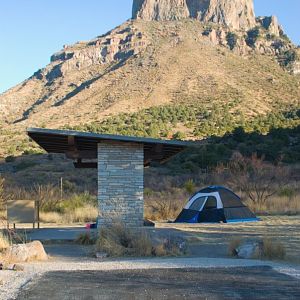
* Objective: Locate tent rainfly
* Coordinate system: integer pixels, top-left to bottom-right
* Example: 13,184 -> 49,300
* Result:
175,186 -> 259,223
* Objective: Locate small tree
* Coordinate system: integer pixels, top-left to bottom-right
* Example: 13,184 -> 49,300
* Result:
184,179 -> 196,195
226,32 -> 238,50
229,153 -> 288,205
246,27 -> 261,48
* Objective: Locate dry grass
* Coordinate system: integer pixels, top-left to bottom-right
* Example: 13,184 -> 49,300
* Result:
96,223 -> 153,257
96,223 -> 185,257
228,237 -> 286,261
228,238 -> 242,257
40,204 -> 98,224
247,195 -> 300,216
0,232 -> 10,252
144,190 -> 186,221
260,238 -> 286,260
75,232 -> 97,245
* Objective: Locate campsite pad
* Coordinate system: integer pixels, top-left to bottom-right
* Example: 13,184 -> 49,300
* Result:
17,266 -> 300,300
156,216 -> 300,263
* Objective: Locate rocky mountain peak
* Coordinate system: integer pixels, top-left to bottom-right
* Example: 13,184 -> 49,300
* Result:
132,0 -> 256,30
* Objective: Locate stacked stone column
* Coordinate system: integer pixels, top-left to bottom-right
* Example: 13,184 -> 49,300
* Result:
97,142 -> 144,227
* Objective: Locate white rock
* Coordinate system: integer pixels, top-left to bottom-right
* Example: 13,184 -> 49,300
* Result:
236,242 -> 261,259
4,241 -> 48,263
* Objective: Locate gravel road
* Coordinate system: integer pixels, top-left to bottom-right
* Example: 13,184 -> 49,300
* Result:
1,257 -> 300,300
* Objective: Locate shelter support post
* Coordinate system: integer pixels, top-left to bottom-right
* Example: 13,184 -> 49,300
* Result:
97,142 -> 144,228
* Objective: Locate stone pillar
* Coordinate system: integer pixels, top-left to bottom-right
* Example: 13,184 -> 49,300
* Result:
97,142 -> 144,227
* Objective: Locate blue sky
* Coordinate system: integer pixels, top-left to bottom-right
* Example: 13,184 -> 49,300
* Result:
0,0 -> 299,94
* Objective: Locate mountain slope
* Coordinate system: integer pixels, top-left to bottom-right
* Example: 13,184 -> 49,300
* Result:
0,19 -> 299,130
0,0 -> 299,161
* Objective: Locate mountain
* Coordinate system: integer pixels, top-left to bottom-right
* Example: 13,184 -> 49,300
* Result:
132,0 -> 256,30
0,0 -> 299,157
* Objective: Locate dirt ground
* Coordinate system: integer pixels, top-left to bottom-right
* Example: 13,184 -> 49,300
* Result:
17,267 -> 300,300
155,216 -> 300,263
10,215 -> 300,263
2,216 -> 300,300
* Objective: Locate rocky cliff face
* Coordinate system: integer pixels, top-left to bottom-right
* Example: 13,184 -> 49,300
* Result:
132,0 -> 256,30
0,0 -> 298,131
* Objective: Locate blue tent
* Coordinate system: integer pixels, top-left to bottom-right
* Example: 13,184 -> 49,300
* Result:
175,186 -> 259,223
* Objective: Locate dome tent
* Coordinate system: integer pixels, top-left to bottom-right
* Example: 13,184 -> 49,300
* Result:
175,186 -> 259,223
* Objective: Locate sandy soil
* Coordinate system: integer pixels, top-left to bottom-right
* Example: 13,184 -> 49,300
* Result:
156,216 -> 300,263
1,216 -> 299,299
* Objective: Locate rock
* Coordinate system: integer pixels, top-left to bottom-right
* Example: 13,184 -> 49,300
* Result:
257,16 -> 283,37
38,22 -> 149,81
236,242 -> 262,259
5,241 -> 48,263
95,252 -> 108,259
5,264 -> 25,271
202,0 -> 256,30
291,61 -> 300,75
132,0 -> 256,30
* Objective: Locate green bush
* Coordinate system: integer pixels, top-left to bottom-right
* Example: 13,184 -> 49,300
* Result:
172,131 -> 186,140
226,32 -> 238,50
280,49 -> 299,67
246,27 -> 261,47
15,161 -> 37,172
184,179 -> 196,195
5,156 -> 16,163
60,193 -> 97,213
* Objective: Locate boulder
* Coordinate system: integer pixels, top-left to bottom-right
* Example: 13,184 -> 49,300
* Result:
95,252 -> 108,259
5,241 -> 48,263
236,242 -> 262,259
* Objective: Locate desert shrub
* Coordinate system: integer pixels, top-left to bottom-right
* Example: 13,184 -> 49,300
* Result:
172,131 -> 186,140
280,49 -> 299,67
5,156 -> 15,163
228,238 -> 286,260
32,184 -> 62,212
75,232 -> 97,245
39,211 -> 63,223
64,205 -> 98,223
228,238 -> 242,256
184,179 -> 196,195
260,238 -> 286,260
22,148 -> 44,155
144,188 -> 154,197
96,224 -> 152,257
96,223 -> 185,257
59,192 -> 96,213
278,186 -> 296,199
202,26 -> 212,36
246,27 -> 261,47
40,204 -> 98,224
229,153 -> 289,205
145,194 -> 184,221
15,161 -> 37,172
226,32 -> 238,50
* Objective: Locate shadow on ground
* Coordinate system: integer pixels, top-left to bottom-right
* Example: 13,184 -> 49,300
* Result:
17,266 -> 300,300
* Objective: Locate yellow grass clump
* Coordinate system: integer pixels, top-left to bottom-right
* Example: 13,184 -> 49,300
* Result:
261,238 -> 286,260
96,223 -> 185,257
0,232 -> 11,252
247,195 -> 300,216
40,204 -> 98,224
